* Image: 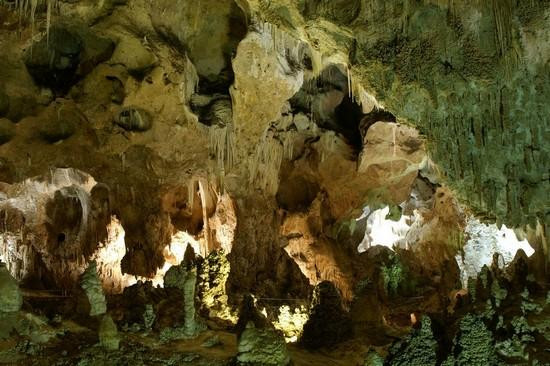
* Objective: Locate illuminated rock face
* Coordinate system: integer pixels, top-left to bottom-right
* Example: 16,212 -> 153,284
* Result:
358,122 -> 426,202
456,218 -> 535,286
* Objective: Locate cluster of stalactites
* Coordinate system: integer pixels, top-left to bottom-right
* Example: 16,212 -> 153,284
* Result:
209,124 -> 236,180
4,0 -> 58,41
249,120 -> 295,195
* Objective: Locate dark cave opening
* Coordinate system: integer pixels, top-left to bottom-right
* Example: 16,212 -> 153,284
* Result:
289,64 -> 366,153
358,108 -> 397,136
333,93 -> 365,152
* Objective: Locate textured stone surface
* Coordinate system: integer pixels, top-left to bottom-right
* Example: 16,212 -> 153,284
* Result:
237,323 -> 291,366
109,37 -> 156,78
0,262 -> 22,313
151,0 -> 246,81
80,261 -> 107,317
99,314 -> 120,351
164,259 -> 205,338
0,118 -> 15,145
386,317 -> 437,366
358,121 -> 426,203
300,281 -> 352,349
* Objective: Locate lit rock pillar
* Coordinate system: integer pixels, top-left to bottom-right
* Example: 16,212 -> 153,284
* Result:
164,246 -> 205,338
80,261 -> 107,317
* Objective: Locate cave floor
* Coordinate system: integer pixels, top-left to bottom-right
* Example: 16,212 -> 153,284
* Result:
0,325 -> 369,366
1,289 -> 371,366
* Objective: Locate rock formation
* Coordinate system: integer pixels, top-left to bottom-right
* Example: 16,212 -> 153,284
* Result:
0,0 -> 548,364
98,314 -> 120,351
0,261 -> 22,313
80,261 -> 107,317
163,246 -> 205,339
237,322 -> 291,366
300,281 -> 352,349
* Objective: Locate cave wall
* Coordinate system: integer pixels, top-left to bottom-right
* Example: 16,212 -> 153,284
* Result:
0,0 -> 547,297
243,0 -> 549,256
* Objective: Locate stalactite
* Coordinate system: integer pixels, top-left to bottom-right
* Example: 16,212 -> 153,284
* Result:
249,125 -> 296,195
209,124 -> 236,177
491,0 -> 516,80
198,179 -> 210,257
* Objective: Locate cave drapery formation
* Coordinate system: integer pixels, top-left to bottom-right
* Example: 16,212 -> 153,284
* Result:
0,0 -> 548,365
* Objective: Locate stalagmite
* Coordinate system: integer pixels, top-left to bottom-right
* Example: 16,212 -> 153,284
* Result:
80,261 -> 107,317
99,314 -> 120,351
164,246 -> 205,338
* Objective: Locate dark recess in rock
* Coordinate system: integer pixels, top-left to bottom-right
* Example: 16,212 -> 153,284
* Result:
276,175 -> 320,212
358,109 -> 397,138
300,281 -> 353,349
0,89 -> 9,117
0,118 -> 15,145
290,65 -> 365,153
24,24 -> 114,93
